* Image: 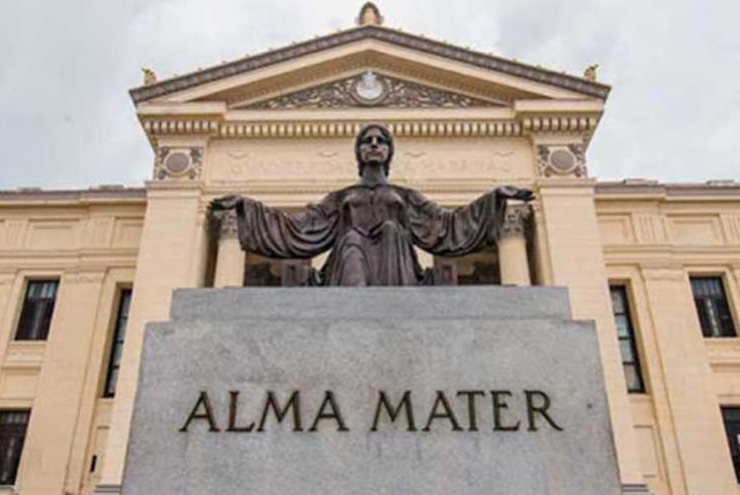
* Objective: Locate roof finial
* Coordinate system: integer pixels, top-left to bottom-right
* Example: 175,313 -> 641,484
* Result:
583,64 -> 599,82
142,67 -> 157,86
356,2 -> 383,26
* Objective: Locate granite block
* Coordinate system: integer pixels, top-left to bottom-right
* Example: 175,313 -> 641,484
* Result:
170,285 -> 572,321
120,287 -> 624,495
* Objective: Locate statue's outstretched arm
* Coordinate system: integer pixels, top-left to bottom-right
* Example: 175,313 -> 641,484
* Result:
407,186 -> 532,257
210,194 -> 338,259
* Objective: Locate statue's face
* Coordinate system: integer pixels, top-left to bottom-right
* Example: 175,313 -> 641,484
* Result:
358,127 -> 391,167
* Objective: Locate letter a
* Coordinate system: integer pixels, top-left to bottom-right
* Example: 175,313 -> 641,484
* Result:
180,391 -> 220,432
309,391 -> 350,432
423,391 -> 463,432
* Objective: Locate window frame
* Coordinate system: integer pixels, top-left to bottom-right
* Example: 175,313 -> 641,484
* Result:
609,284 -> 647,394
0,409 -> 31,486
721,406 -> 740,483
689,274 -> 738,339
14,278 -> 60,341
102,287 -> 133,398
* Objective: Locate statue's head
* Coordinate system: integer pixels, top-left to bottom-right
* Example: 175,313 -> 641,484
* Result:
355,124 -> 394,177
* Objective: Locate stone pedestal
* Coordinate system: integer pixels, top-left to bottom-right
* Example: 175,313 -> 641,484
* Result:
113,287 -> 648,495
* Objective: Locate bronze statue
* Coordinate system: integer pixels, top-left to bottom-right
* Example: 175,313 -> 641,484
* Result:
210,124 -> 532,286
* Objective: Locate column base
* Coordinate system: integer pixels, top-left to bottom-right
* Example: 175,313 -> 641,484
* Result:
93,484 -> 123,495
622,483 -> 653,494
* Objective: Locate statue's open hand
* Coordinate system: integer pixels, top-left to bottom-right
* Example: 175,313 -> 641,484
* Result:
209,195 -> 242,211
497,186 -> 534,202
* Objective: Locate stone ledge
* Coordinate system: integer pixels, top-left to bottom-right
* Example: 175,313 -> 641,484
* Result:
171,286 -> 572,321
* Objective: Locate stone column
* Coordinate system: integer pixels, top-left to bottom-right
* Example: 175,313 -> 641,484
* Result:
214,210 -> 245,288
498,203 -> 531,286
538,179 -> 646,489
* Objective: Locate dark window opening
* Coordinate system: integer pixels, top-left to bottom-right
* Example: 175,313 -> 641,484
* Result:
610,286 -> 646,393
0,410 -> 30,485
722,407 -> 740,483
103,289 -> 132,398
243,254 -> 311,287
15,280 -> 58,341
434,251 -> 500,286
691,277 -> 737,338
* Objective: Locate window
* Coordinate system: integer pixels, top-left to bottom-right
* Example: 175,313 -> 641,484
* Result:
691,277 -> 737,338
15,280 -> 59,341
103,289 -> 132,398
0,410 -> 30,485
722,407 -> 740,482
610,286 -> 646,393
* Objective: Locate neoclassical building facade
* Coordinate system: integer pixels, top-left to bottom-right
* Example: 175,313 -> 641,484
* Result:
0,5 -> 738,495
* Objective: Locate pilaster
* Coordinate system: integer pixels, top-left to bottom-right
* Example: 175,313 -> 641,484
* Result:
640,265 -> 737,495
0,270 -> 18,348
95,180 -> 208,490
19,269 -> 106,495
538,178 -> 646,487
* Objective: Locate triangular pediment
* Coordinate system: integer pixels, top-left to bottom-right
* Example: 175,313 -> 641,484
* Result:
131,26 -> 610,107
234,71 -> 506,110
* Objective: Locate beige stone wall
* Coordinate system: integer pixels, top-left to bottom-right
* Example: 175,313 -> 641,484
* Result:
0,191 -> 144,495
596,184 -> 740,495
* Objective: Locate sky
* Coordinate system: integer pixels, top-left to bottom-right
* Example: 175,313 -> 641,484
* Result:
1,0 -> 739,190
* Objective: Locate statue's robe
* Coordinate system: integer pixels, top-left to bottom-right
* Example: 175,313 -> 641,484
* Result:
232,185 -> 507,286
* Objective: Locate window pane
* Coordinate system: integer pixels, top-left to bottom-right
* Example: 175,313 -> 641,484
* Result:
619,340 -> 635,363
691,277 -> 737,338
615,316 -> 630,338
16,280 -> 58,341
722,408 -> 740,482
609,285 -> 646,394
104,289 -> 132,398
0,410 -> 30,485
610,289 -> 625,313
624,366 -> 643,393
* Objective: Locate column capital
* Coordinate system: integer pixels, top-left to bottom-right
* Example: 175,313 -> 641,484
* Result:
214,209 -> 239,240
500,203 -> 532,239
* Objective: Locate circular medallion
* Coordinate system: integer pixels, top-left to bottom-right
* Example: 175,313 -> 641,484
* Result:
549,149 -> 576,173
164,151 -> 191,176
351,70 -> 387,106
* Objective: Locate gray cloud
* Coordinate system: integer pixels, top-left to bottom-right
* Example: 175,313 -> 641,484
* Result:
1,0 -> 738,189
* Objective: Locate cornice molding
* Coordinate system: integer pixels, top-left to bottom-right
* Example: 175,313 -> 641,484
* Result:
0,188 -> 146,204
140,114 -> 599,141
129,26 -> 610,104
596,181 -> 740,199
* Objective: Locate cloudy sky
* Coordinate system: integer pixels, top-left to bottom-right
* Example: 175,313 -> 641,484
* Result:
1,0 -> 738,190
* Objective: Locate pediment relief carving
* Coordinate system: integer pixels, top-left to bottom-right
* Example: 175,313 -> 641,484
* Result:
236,71 -> 505,110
